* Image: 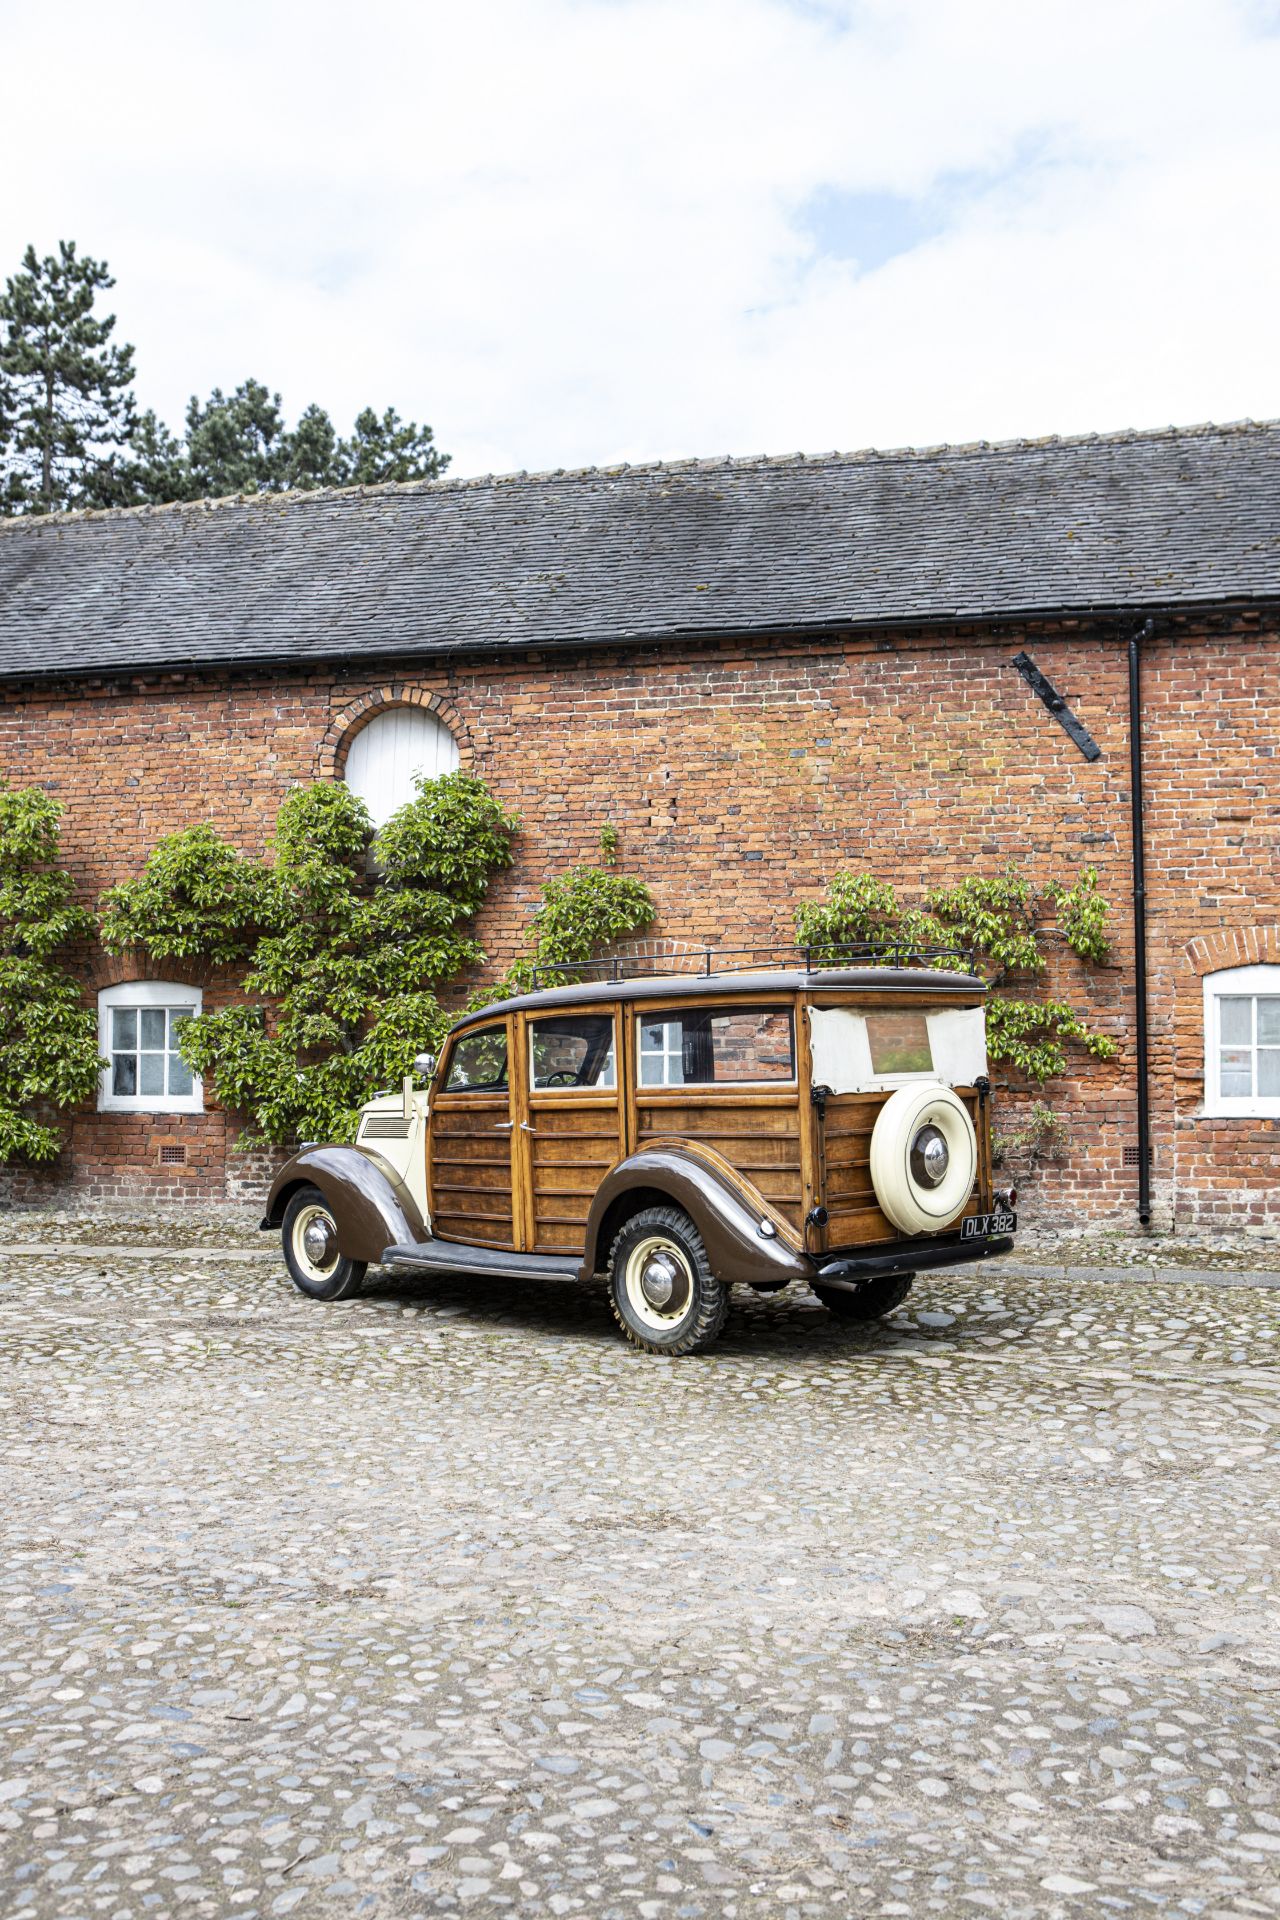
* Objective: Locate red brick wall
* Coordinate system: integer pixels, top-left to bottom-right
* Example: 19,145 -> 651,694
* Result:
0,609 -> 1276,1231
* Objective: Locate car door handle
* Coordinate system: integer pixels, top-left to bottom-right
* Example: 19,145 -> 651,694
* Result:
493,1121 -> 514,1130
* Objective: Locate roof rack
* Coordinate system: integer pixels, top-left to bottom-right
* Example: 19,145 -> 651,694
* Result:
528,941 -> 973,991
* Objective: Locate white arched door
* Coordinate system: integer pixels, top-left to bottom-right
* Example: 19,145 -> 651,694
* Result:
343,708 -> 459,828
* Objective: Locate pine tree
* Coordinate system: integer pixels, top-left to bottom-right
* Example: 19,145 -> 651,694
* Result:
339,406 -> 448,485
282,402 -> 343,490
0,241 -> 137,514
184,378 -> 287,497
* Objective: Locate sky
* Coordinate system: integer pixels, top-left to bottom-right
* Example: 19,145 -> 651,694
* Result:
3,0 -> 1279,480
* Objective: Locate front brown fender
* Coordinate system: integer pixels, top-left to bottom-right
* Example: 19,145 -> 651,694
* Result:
262,1146 -> 427,1266
577,1142 -> 813,1287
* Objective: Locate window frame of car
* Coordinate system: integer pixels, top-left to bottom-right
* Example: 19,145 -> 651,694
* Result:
440,1021 -> 511,1095
527,1010 -> 620,1096
634,1002 -> 798,1090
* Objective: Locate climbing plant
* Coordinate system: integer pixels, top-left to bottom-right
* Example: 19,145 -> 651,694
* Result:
0,787 -> 103,1161
100,777 -> 655,1147
795,863 -> 1119,1090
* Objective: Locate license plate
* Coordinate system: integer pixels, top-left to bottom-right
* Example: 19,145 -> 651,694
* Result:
961,1209 -> 1017,1240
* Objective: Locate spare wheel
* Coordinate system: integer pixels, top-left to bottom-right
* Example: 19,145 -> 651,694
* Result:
869,1083 -> 978,1236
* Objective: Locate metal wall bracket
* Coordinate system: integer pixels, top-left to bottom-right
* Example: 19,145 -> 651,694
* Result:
1011,652 -> 1102,762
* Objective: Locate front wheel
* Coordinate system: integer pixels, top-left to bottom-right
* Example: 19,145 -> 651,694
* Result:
814,1274 -> 914,1322
281,1185 -> 367,1301
608,1206 -> 729,1355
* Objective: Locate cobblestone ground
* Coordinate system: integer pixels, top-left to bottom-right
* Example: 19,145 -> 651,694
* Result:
1,1240 -> 1278,1920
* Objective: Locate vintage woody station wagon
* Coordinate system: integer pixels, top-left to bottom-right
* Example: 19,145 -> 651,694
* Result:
263,957 -> 1017,1354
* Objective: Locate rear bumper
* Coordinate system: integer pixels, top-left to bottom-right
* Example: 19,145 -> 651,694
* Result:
813,1233 -> 1014,1291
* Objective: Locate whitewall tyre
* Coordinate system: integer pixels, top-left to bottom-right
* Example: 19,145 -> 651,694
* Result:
281,1184 -> 368,1301
869,1083 -> 978,1236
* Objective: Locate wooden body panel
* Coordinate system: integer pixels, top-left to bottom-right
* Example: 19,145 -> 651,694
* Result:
525,1099 -> 626,1252
426,1013 -> 517,1249
635,1091 -> 804,1232
427,1095 -> 517,1247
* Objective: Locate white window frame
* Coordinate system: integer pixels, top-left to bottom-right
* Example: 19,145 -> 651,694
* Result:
98,982 -> 204,1115
1202,964 -> 1280,1118
638,1018 -> 686,1086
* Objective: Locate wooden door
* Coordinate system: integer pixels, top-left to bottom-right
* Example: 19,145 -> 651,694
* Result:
627,999 -> 805,1236
517,1007 -> 625,1254
426,1017 -> 518,1249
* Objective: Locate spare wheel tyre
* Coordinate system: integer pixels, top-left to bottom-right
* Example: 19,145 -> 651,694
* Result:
869,1083 -> 977,1236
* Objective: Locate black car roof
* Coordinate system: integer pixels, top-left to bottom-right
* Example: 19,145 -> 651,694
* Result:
449,965 -> 986,1034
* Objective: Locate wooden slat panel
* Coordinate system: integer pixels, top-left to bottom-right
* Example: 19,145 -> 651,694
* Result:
432,1218 -> 516,1247
432,1166 -> 513,1194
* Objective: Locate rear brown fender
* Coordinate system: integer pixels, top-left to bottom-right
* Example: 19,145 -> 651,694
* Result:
263,1146 -> 427,1266
577,1142 -> 813,1287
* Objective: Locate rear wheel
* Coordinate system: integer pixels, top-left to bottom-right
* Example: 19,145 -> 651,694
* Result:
815,1274 -> 914,1322
608,1206 -> 728,1355
281,1184 -> 367,1301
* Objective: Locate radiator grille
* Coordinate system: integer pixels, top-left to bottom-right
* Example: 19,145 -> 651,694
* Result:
361,1115 -> 412,1141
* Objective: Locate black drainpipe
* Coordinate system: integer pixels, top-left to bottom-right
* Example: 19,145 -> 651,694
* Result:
1128,618 -> 1156,1225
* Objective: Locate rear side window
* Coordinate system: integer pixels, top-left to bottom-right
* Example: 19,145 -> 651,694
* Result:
637,1008 -> 794,1086
445,1026 -> 508,1091
530,1015 -> 617,1090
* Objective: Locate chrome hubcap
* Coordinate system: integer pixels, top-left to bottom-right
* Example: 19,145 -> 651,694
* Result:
910,1124 -> 950,1188
640,1251 -> 681,1309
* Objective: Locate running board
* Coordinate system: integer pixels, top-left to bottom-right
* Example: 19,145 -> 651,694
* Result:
381,1241 -> 581,1282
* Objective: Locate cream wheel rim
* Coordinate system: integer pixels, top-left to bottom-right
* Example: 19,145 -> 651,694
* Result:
622,1233 -> 694,1331
292,1203 -> 340,1284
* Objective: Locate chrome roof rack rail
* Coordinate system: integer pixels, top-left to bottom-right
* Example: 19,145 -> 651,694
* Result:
528,941 -> 973,991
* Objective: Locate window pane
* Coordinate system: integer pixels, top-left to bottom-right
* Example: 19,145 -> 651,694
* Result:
530,1015 -> 616,1090
1220,997 -> 1252,1045
168,1053 -> 194,1097
445,1027 -> 508,1091
638,1009 -> 794,1086
1220,1048 -> 1252,1098
1258,1049 -> 1280,1098
1257,999 -> 1280,1046
112,1008 -> 137,1049
139,1053 -> 165,1096
140,1008 -> 166,1050
112,1053 -> 137,1096
709,1011 -> 794,1082
866,1010 -> 933,1075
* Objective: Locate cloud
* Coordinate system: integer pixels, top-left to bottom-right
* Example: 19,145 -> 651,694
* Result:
1,0 -> 1277,476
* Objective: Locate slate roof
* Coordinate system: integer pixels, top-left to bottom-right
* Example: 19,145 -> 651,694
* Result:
0,420 -> 1277,682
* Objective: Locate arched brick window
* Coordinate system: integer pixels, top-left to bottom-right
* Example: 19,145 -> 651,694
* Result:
343,706 -> 460,828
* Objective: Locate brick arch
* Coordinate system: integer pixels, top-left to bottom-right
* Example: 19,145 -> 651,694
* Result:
1183,927 -> 1280,978
89,952 -> 210,992
314,685 -> 474,780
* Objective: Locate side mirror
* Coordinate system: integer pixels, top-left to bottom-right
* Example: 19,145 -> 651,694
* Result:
413,1052 -> 437,1082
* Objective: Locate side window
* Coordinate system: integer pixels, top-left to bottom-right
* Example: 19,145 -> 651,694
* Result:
98,983 -> 203,1114
1204,965 -> 1280,1116
530,1015 -> 617,1090
637,1008 -> 795,1086
444,1025 -> 508,1091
